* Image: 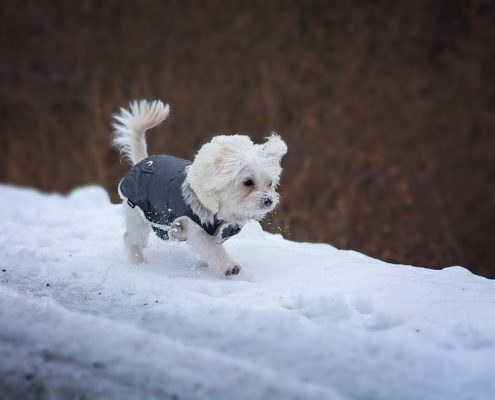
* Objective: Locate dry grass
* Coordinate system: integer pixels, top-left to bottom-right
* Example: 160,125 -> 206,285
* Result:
1,0 -> 494,277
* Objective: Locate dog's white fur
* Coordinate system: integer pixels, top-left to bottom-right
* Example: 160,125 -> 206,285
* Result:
112,100 -> 287,276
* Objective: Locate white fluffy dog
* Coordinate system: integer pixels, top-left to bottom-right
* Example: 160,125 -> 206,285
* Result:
112,100 -> 287,276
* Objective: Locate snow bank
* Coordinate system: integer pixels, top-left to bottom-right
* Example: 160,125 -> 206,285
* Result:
0,184 -> 494,400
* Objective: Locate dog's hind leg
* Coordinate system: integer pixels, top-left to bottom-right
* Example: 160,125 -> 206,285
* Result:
123,204 -> 151,264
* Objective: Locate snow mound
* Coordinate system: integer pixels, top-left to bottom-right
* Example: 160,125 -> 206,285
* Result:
0,184 -> 494,400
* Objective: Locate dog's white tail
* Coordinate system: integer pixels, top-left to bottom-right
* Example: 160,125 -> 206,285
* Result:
112,100 -> 170,165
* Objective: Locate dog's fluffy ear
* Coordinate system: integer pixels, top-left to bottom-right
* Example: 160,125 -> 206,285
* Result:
185,153 -> 220,214
261,133 -> 287,162
186,135 -> 253,214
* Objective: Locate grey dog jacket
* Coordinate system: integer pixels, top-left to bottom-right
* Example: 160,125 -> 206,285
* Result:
118,155 -> 241,242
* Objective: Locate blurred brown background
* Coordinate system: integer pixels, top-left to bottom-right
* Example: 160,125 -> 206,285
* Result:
1,0 -> 494,277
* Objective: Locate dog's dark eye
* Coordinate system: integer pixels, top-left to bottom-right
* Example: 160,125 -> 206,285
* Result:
243,179 -> 253,187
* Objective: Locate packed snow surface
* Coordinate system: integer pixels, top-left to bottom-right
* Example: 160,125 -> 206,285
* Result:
0,184 -> 494,400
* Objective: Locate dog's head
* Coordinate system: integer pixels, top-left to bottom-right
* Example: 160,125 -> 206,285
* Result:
186,133 -> 287,222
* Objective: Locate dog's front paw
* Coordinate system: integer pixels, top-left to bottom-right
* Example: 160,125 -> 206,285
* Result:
168,217 -> 189,241
224,264 -> 241,276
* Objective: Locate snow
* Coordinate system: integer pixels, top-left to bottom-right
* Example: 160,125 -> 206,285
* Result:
0,184 -> 494,400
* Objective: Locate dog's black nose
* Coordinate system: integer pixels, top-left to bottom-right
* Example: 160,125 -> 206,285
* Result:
263,197 -> 273,207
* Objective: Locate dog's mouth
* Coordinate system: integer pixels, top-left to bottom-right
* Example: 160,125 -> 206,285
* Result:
231,195 -> 278,221
246,206 -> 276,220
